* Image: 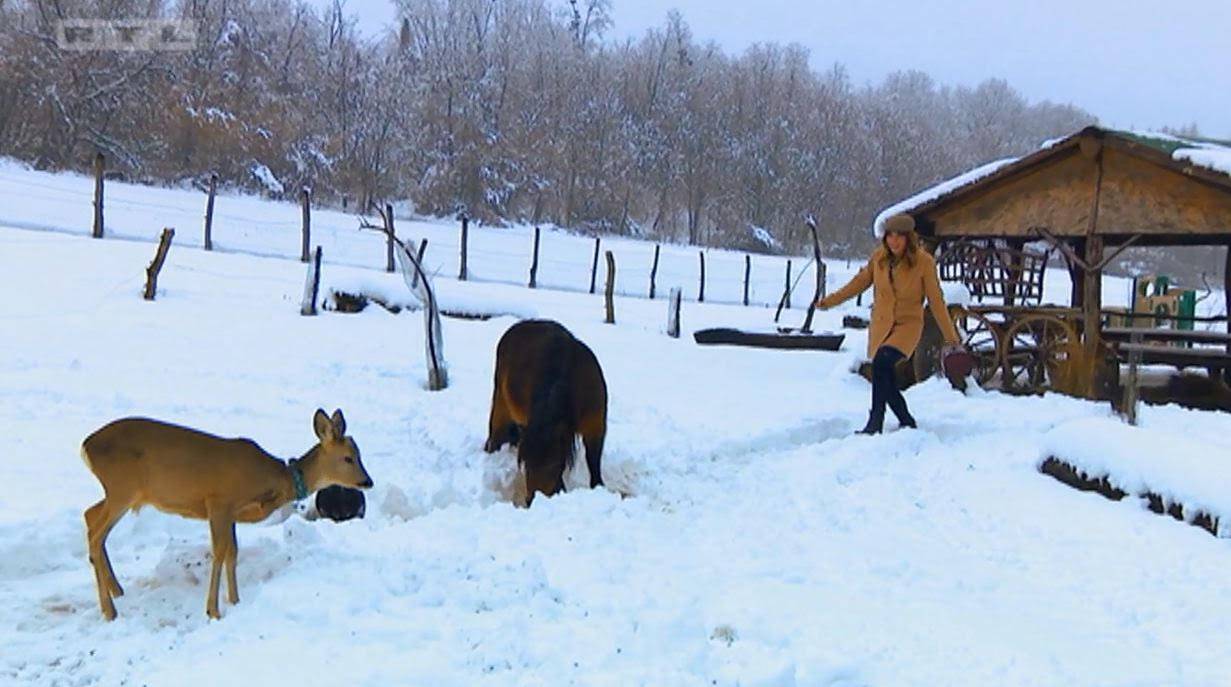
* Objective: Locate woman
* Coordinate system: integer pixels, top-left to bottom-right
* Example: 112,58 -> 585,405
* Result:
816,213 -> 962,434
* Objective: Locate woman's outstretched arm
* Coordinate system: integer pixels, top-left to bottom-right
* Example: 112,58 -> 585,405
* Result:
816,258 -> 873,310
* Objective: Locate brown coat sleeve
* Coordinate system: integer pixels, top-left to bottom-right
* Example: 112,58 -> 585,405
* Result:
818,258 -> 873,309
922,254 -> 961,345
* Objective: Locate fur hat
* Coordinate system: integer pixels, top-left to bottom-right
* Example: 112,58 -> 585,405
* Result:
883,213 -> 916,235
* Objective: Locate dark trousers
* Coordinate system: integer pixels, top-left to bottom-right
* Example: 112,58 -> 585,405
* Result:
867,345 -> 915,431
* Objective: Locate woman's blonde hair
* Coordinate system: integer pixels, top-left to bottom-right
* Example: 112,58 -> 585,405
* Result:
879,213 -> 919,268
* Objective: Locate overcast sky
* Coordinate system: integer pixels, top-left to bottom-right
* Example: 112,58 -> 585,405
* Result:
345,0 -> 1231,138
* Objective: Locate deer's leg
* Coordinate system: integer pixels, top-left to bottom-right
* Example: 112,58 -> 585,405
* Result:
205,507 -> 232,619
85,499 -> 126,620
224,522 -> 240,605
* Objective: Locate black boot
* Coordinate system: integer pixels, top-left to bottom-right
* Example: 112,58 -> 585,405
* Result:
856,411 -> 884,435
885,389 -> 916,430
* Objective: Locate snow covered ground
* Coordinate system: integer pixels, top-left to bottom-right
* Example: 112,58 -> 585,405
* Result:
3,166 -> 1231,686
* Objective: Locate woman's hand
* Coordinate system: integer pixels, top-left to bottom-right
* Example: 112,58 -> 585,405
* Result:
814,298 -> 828,311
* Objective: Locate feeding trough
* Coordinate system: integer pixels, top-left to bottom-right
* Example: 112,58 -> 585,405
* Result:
693,327 -> 845,351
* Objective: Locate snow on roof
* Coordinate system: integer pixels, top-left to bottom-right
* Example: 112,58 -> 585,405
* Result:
1174,146 -> 1231,177
871,128 -> 1231,237
872,158 -> 1017,238
1113,129 -> 1231,177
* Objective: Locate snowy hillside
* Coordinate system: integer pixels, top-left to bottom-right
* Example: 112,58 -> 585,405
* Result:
3,166 -> 1231,686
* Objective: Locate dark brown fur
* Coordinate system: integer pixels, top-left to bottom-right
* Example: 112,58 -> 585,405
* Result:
484,320 -> 607,505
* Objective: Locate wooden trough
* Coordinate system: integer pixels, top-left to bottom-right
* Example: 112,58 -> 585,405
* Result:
693,327 -> 845,351
1039,457 -> 1222,537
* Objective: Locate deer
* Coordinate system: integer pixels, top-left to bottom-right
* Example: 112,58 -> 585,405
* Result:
80,408 -> 373,621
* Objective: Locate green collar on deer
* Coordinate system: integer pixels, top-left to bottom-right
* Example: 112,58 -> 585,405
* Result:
288,458 -> 309,501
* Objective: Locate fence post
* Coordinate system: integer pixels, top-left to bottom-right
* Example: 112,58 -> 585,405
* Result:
743,254 -> 751,306
385,203 -> 395,273
458,212 -> 470,281
92,152 -> 105,239
301,246 -> 323,315
604,251 -> 616,324
143,228 -> 174,300
529,226 -> 541,288
300,188 -> 311,262
784,259 -> 792,309
589,237 -> 601,294
667,287 -> 682,338
649,244 -> 661,299
204,173 -> 217,251
698,251 -> 706,303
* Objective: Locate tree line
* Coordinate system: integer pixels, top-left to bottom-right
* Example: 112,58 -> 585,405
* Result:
0,0 -> 1097,255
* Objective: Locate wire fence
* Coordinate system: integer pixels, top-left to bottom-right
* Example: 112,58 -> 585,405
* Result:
0,160 -> 830,310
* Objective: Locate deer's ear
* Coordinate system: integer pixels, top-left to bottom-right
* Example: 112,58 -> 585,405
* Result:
313,409 -> 335,441
331,408 -> 347,436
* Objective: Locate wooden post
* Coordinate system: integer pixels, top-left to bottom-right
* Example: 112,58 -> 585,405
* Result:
301,246 -> 323,315
411,238 -> 428,289
203,173 -> 217,251
1069,238 -> 1086,309
667,287 -> 682,338
1081,144 -> 1106,397
604,251 -> 616,324
698,251 -> 706,303
589,237 -> 600,294
142,228 -> 174,300
385,203 -> 395,273
801,218 -> 825,333
529,226 -> 541,288
784,259 -> 792,309
300,188 -> 311,263
649,244 -> 661,299
1225,244 -> 1231,359
458,213 -> 469,281
1123,330 -> 1142,425
92,153 -> 105,239
743,254 -> 751,306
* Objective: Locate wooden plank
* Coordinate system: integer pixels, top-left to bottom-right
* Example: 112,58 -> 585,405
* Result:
1103,327 -> 1231,345
1115,343 -> 1231,367
693,328 -> 845,351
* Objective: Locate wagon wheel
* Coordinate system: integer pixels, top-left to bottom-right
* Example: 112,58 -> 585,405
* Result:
1002,314 -> 1082,394
951,306 -> 1004,387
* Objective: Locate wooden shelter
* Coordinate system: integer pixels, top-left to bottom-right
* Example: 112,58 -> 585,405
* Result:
891,126 -> 1231,399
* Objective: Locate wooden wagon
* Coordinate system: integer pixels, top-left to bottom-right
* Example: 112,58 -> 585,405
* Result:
897,127 -> 1231,401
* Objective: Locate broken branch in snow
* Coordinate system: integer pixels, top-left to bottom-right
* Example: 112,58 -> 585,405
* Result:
360,213 -> 448,390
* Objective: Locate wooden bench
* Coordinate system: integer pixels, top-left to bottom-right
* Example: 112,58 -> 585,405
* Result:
1103,326 -> 1231,347
1104,326 -> 1231,371
1114,342 -> 1231,370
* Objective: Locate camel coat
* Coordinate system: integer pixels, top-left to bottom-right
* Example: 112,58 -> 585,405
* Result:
820,247 -> 961,359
